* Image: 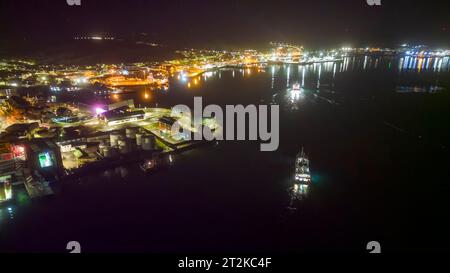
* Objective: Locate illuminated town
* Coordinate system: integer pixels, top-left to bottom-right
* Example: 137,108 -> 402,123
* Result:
1,43 -> 448,203
1,0 -> 450,258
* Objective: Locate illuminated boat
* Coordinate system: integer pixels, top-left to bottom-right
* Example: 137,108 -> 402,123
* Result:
140,158 -> 158,173
287,180 -> 310,210
295,147 -> 311,184
290,183 -> 309,202
289,82 -> 304,101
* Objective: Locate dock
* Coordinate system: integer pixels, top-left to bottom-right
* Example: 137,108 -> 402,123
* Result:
23,169 -> 54,199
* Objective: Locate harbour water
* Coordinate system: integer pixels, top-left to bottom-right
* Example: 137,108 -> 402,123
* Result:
1,55 -> 449,252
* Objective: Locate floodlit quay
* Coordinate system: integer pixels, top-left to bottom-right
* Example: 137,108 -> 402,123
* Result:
0,93 -> 218,202
0,43 -> 449,203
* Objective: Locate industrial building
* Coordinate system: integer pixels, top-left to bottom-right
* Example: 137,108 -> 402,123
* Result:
0,143 -> 16,202
100,106 -> 145,126
0,142 -> 28,202
158,116 -> 191,141
24,140 -> 64,180
6,96 -> 31,111
158,116 -> 177,132
0,122 -> 39,140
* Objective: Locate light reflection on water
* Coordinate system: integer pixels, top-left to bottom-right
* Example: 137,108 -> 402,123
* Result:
4,55 -> 450,251
400,56 -> 449,72
81,55 -> 450,111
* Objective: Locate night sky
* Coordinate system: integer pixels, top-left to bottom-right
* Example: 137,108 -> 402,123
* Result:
0,0 -> 449,48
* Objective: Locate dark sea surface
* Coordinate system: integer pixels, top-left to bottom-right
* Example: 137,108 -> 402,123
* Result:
1,56 -> 450,252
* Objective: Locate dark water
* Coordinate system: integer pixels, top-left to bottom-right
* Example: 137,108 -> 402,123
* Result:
1,56 -> 450,252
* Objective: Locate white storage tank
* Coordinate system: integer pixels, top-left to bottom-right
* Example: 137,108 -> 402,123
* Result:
103,147 -> 113,158
142,135 -> 155,151
136,133 -> 143,146
110,133 -> 121,147
99,142 -> 106,153
118,139 -> 126,147
118,140 -> 129,154
126,128 -> 137,139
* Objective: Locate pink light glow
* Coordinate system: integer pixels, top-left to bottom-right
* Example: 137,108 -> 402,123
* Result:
95,107 -> 107,115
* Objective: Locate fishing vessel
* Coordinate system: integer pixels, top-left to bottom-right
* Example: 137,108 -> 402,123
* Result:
295,147 -> 311,184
